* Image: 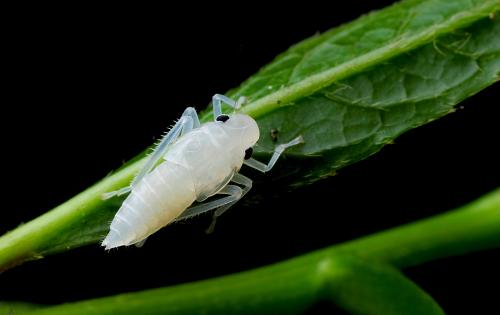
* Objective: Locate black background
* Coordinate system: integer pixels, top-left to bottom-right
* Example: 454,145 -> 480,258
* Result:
2,1 -> 499,314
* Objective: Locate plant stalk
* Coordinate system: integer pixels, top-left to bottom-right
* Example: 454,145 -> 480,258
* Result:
23,189 -> 500,315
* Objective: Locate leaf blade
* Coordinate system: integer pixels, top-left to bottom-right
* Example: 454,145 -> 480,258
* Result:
0,0 -> 498,269
202,0 -> 498,120
248,9 -> 500,182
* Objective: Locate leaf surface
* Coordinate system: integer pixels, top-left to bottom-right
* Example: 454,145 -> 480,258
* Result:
0,0 -> 498,269
204,0 -> 499,182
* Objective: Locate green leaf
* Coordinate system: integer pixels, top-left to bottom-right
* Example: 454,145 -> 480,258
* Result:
20,189 -> 500,315
0,0 -> 498,270
206,0 -> 500,182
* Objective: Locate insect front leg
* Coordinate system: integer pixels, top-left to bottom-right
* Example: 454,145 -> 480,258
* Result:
212,94 -> 246,120
244,135 -> 304,173
102,107 -> 199,200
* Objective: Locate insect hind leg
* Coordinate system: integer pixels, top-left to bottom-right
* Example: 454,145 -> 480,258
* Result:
102,107 -> 198,200
182,106 -> 200,131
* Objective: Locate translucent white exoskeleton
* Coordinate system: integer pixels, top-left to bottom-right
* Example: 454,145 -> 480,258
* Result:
101,94 -> 303,249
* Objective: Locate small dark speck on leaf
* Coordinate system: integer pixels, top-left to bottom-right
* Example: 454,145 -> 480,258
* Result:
270,129 -> 279,142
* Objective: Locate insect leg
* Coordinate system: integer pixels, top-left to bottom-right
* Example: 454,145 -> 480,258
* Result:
101,186 -> 133,200
205,173 -> 253,233
244,135 -> 304,173
130,110 -> 196,186
182,107 -> 200,131
102,107 -> 196,200
174,185 -> 243,221
212,94 -> 245,120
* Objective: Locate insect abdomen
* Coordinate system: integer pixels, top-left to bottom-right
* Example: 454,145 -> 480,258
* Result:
102,162 -> 196,249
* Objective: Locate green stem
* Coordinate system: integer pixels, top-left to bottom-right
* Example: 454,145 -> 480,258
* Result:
0,160 -> 144,271
330,188 -> 500,268
24,189 -> 500,315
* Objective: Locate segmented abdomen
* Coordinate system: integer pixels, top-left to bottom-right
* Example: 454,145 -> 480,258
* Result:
102,162 -> 196,249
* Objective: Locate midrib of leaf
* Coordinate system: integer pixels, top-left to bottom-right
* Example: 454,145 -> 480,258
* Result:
237,0 -> 498,119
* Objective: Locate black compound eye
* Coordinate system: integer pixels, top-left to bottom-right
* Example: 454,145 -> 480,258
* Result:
216,114 -> 230,122
244,147 -> 253,160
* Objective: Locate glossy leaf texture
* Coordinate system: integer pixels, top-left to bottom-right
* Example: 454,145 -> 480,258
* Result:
202,0 -> 499,183
0,0 -> 498,270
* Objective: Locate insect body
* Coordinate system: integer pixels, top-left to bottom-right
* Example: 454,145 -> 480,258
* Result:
102,94 -> 303,249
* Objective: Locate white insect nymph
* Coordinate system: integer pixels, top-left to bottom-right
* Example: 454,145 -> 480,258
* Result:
102,94 -> 304,249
